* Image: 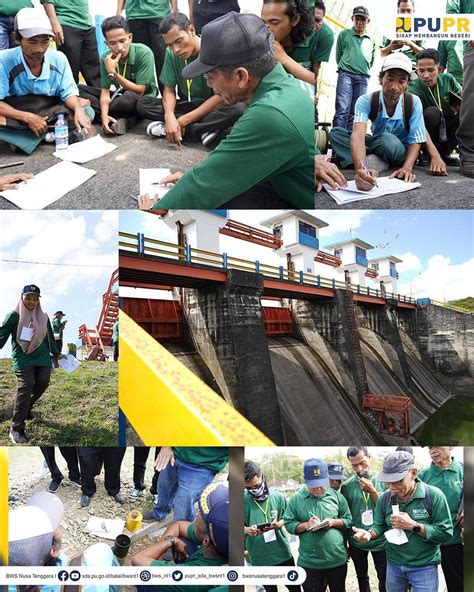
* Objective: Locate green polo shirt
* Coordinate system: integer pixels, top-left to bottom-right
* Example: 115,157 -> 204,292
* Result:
438,40 -> 464,85
419,459 -> 463,546
112,321 -> 119,343
287,30 -> 333,72
1,0 -> 32,16
0,311 -> 60,372
173,447 -> 228,473
371,480 -> 453,567
155,63 -> 314,209
312,22 -> 335,64
341,474 -> 387,552
336,27 -> 376,76
381,37 -> 426,66
52,318 -> 65,339
244,490 -> 292,566
284,485 -> 352,570
100,43 -> 157,97
41,0 -> 92,30
123,0 -> 171,20
160,48 -> 212,102
409,73 -> 462,118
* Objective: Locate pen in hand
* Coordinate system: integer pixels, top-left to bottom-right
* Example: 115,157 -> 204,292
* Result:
359,160 -> 378,188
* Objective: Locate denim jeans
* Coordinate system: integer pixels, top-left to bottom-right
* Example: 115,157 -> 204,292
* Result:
386,562 -> 438,592
153,458 -> 216,522
333,71 -> 370,131
0,15 -> 15,50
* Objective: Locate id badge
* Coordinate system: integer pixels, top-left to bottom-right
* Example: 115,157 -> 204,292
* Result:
263,529 -> 277,543
20,326 -> 34,341
361,510 -> 374,527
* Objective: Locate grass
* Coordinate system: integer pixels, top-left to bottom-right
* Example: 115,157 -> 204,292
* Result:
0,359 -> 118,446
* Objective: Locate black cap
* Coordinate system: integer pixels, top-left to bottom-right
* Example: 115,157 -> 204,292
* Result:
353,6 -> 370,18
182,12 -> 274,79
328,463 -> 345,481
21,285 -> 41,296
54,311 -> 65,316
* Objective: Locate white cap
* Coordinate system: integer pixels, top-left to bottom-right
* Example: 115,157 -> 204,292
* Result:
14,7 -> 54,39
381,52 -> 413,76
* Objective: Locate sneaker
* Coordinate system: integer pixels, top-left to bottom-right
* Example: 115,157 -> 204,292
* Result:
111,491 -> 125,504
146,121 -> 166,137
129,488 -> 144,500
9,429 -> 28,444
110,118 -> 129,135
201,131 -> 219,147
444,154 -> 460,166
48,480 -> 62,493
460,157 -> 474,178
45,132 -> 55,143
68,477 -> 82,488
142,510 -> 158,522
80,494 -> 92,507
150,493 -> 159,505
365,154 -> 390,173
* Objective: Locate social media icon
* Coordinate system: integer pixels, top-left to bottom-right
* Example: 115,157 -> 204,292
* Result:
288,570 -> 298,582
140,571 -> 152,582
172,571 -> 183,581
227,570 -> 238,582
58,571 -> 69,582
70,571 -> 80,582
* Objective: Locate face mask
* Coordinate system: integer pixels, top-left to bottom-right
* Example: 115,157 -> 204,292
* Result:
247,476 -> 269,501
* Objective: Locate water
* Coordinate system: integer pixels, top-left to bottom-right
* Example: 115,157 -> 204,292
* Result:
54,114 -> 68,151
414,396 -> 474,445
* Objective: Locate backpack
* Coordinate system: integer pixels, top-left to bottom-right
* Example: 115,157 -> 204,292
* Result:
379,483 -> 432,522
369,91 -> 414,131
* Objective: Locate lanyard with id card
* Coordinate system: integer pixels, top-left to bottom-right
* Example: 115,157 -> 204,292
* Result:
20,325 -> 34,341
361,491 -> 373,527
254,498 -> 276,544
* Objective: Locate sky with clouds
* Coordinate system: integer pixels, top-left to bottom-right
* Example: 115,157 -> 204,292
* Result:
0,211 -> 118,358
120,210 -> 473,303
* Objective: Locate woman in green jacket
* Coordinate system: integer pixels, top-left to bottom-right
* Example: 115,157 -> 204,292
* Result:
0,284 -> 65,444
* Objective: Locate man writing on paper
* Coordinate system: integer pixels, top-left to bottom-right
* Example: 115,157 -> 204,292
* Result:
138,12 -> 314,210
0,7 -> 93,153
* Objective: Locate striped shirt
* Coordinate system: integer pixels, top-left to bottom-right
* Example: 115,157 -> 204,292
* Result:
353,91 -> 426,146
0,46 -> 78,102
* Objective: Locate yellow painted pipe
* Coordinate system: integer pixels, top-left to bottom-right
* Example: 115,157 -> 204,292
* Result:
0,448 -> 8,565
119,311 -> 274,446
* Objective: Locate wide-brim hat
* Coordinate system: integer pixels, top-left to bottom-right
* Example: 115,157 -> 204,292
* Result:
377,451 -> 416,483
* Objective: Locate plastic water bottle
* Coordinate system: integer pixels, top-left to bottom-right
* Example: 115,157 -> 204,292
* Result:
54,114 -> 68,150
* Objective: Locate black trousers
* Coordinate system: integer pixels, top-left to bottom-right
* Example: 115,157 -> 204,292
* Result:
128,18 -> 166,93
54,338 -> 63,353
78,446 -> 126,496
303,564 -> 347,592
13,366 -> 51,432
78,86 -> 140,120
220,181 -> 293,208
133,447 -> 160,493
58,25 -> 101,87
423,105 -> 459,159
113,342 -> 119,362
349,546 -> 387,592
136,96 -> 246,141
192,0 -> 240,34
441,543 -> 463,592
264,556 -> 301,592
40,447 -> 80,483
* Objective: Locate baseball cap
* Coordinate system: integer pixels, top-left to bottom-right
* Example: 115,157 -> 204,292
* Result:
377,451 -> 416,483
9,492 -> 64,566
21,284 -> 41,296
304,458 -> 329,488
14,8 -> 54,39
328,463 -> 345,481
54,311 -> 65,316
182,12 -> 274,79
381,53 -> 413,76
198,482 -> 229,558
352,6 -> 370,18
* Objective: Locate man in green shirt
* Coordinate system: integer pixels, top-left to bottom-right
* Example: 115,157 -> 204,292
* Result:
41,0 -> 100,87
418,447 -> 464,592
284,458 -> 352,592
52,310 -> 67,353
313,1 -> 335,122
409,48 -> 462,166
138,12 -> 314,210
0,0 -> 33,49
380,0 -> 424,68
79,15 -> 157,135
244,461 -> 298,591
137,12 -> 245,148
132,481 -> 229,592
353,451 -> 453,592
438,40 -> 464,85
333,6 -> 376,130
341,447 -> 387,592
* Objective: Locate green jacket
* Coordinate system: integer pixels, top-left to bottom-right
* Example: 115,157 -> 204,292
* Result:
0,311 -> 60,372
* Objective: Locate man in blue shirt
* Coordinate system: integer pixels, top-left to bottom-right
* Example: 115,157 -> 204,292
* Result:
0,7 -> 92,151
330,52 -> 426,191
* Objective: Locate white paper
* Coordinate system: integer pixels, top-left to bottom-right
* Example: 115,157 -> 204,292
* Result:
19,326 -> 34,341
384,528 -> 409,545
53,135 -> 117,163
84,517 -> 125,541
308,518 -> 330,532
323,176 -> 421,205
0,161 -> 96,209
263,529 -> 277,543
58,353 -> 81,374
140,168 -> 171,200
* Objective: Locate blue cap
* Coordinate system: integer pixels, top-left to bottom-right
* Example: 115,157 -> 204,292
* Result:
21,285 -> 41,296
304,458 -> 329,487
198,482 -> 228,558
328,463 -> 345,481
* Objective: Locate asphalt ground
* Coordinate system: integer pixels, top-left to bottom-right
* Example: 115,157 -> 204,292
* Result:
0,120 -> 208,210
317,163 -> 474,209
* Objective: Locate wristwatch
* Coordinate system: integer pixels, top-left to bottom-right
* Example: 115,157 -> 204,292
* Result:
164,534 -> 176,546
412,523 -> 421,534
108,71 -> 117,80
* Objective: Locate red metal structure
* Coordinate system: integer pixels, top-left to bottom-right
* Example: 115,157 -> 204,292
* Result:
122,297 -> 183,340
365,268 -> 379,279
220,219 -> 283,249
262,307 -> 293,335
362,394 -> 411,436
314,251 -> 342,267
78,269 -> 119,360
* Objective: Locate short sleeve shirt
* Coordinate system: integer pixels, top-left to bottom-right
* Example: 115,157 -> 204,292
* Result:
40,0 -> 92,30
354,91 -> 426,145
312,22 -> 335,63
159,49 -> 213,101
100,43 -> 157,96
123,0 -> 172,20
438,40 -> 464,85
409,73 -> 462,118
1,0 -> 32,16
287,29 -> 333,71
336,27 -> 376,75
